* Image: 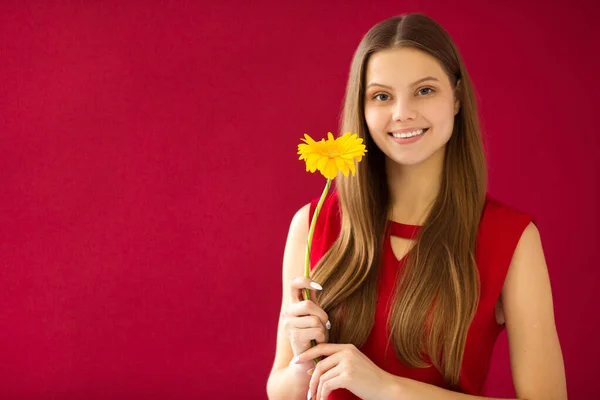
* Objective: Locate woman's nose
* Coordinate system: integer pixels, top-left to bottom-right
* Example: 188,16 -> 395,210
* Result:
392,98 -> 417,121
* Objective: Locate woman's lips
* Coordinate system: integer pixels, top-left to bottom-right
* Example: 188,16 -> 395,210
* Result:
388,128 -> 429,144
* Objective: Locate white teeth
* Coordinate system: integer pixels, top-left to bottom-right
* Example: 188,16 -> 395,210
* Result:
391,129 -> 425,138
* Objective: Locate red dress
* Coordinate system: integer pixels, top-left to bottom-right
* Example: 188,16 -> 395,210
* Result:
308,191 -> 534,398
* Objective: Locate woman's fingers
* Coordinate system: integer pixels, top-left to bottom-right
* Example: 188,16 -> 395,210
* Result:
288,315 -> 322,329
290,327 -> 328,346
287,300 -> 329,328
289,276 -> 323,303
282,276 -> 331,356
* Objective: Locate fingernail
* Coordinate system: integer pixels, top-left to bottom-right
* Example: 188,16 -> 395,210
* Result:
326,320 -> 331,330
310,282 -> 323,291
307,368 -> 314,376
290,356 -> 299,364
307,388 -> 312,400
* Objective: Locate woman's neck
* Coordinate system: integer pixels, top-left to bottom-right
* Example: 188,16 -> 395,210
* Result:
386,149 -> 444,225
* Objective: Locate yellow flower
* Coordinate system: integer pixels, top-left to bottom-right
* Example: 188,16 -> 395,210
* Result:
297,132 -> 367,180
295,131 -> 366,367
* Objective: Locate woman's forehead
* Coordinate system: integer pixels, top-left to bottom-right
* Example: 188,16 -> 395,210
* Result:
365,48 -> 448,87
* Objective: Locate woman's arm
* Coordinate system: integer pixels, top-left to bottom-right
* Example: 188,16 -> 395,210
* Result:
389,222 -> 567,400
266,204 -> 313,400
501,222 -> 567,399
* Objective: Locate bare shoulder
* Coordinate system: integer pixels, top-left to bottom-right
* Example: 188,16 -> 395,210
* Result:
510,222 -> 543,264
283,203 -> 311,274
288,203 -> 311,241
283,202 -> 311,290
517,221 -> 542,248
282,203 -> 311,281
503,221 -> 549,316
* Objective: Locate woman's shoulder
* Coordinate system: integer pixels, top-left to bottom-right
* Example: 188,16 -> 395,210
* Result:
482,193 -> 536,227
478,193 -> 537,260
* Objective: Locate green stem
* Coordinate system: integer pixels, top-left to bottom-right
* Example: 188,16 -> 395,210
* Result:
303,178 -> 332,368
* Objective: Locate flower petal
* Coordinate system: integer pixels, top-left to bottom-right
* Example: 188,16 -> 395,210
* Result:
317,156 -> 328,172
321,159 -> 338,179
335,157 -> 349,176
348,159 -> 356,175
302,133 -> 317,145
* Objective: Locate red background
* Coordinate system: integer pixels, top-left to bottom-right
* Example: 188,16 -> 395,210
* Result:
1,1 -> 598,399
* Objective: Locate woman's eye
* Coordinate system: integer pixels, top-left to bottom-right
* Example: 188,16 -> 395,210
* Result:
417,87 -> 435,96
373,93 -> 390,101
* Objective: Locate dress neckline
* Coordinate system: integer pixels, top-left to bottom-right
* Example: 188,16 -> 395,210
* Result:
387,220 -> 421,239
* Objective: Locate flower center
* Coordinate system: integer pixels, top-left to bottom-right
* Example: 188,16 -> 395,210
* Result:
324,150 -> 339,157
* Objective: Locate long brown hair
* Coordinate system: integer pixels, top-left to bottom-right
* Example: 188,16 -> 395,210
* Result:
310,13 -> 487,386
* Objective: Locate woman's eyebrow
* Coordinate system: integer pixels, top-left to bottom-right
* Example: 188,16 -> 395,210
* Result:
366,76 -> 440,90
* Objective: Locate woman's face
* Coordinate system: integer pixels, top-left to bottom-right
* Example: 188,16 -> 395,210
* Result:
364,47 -> 460,166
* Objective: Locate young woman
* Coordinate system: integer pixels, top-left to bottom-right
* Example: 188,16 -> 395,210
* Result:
266,13 -> 567,400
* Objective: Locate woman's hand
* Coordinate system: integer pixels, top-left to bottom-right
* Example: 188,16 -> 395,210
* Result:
281,277 -> 331,370
291,343 -> 396,400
